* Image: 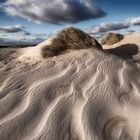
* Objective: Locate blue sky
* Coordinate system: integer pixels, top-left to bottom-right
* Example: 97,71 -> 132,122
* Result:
0,0 -> 140,45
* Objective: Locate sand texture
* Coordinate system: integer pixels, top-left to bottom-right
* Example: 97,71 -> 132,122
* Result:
0,33 -> 140,140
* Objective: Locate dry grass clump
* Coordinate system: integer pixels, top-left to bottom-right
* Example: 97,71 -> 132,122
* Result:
41,27 -> 102,58
101,32 -> 124,45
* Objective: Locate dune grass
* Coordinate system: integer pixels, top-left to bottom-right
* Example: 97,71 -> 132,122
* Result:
101,32 -> 124,45
41,27 -> 102,58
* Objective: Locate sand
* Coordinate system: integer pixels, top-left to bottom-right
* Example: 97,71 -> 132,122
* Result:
103,32 -> 140,64
0,33 -> 140,140
103,32 -> 140,49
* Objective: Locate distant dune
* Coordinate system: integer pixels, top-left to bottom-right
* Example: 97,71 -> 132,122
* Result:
0,28 -> 140,140
103,32 -> 140,49
101,32 -> 124,45
103,32 -> 140,62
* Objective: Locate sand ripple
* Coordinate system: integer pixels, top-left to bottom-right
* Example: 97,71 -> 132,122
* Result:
0,48 -> 140,140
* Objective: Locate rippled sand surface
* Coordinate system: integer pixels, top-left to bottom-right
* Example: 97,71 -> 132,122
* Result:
0,43 -> 140,140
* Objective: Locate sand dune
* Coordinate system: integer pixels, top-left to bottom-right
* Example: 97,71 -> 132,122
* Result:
103,32 -> 140,65
103,32 -> 140,49
0,32 -> 140,140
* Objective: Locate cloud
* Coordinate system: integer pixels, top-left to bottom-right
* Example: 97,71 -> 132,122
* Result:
1,0 -> 106,24
34,33 -> 48,38
127,17 -> 140,25
0,37 -> 6,43
89,22 -> 130,34
88,16 -> 140,34
0,25 -> 45,46
0,36 -> 43,46
86,16 -> 140,35
0,25 -> 31,35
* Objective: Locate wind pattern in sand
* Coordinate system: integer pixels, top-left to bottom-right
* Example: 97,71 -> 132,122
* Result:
0,46 -> 140,140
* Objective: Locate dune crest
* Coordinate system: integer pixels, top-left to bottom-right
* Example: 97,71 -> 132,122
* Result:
0,29 -> 140,140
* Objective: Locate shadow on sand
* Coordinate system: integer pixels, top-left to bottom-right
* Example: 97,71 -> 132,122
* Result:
106,43 -> 139,59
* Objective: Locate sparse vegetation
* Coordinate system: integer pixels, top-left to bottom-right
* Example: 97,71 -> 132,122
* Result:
41,27 -> 102,58
100,32 -> 124,45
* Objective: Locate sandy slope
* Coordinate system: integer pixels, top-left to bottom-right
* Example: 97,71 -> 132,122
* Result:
102,32 -> 140,63
0,35 -> 140,140
103,32 -> 140,49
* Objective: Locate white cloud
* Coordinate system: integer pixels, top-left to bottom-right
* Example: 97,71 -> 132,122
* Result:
0,25 -> 45,46
127,17 -> 140,25
1,0 -> 106,24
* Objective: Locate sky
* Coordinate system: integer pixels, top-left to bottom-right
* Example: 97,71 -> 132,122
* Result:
0,0 -> 140,46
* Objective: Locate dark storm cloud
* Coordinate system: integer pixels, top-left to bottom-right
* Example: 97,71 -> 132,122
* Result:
2,0 -> 106,24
